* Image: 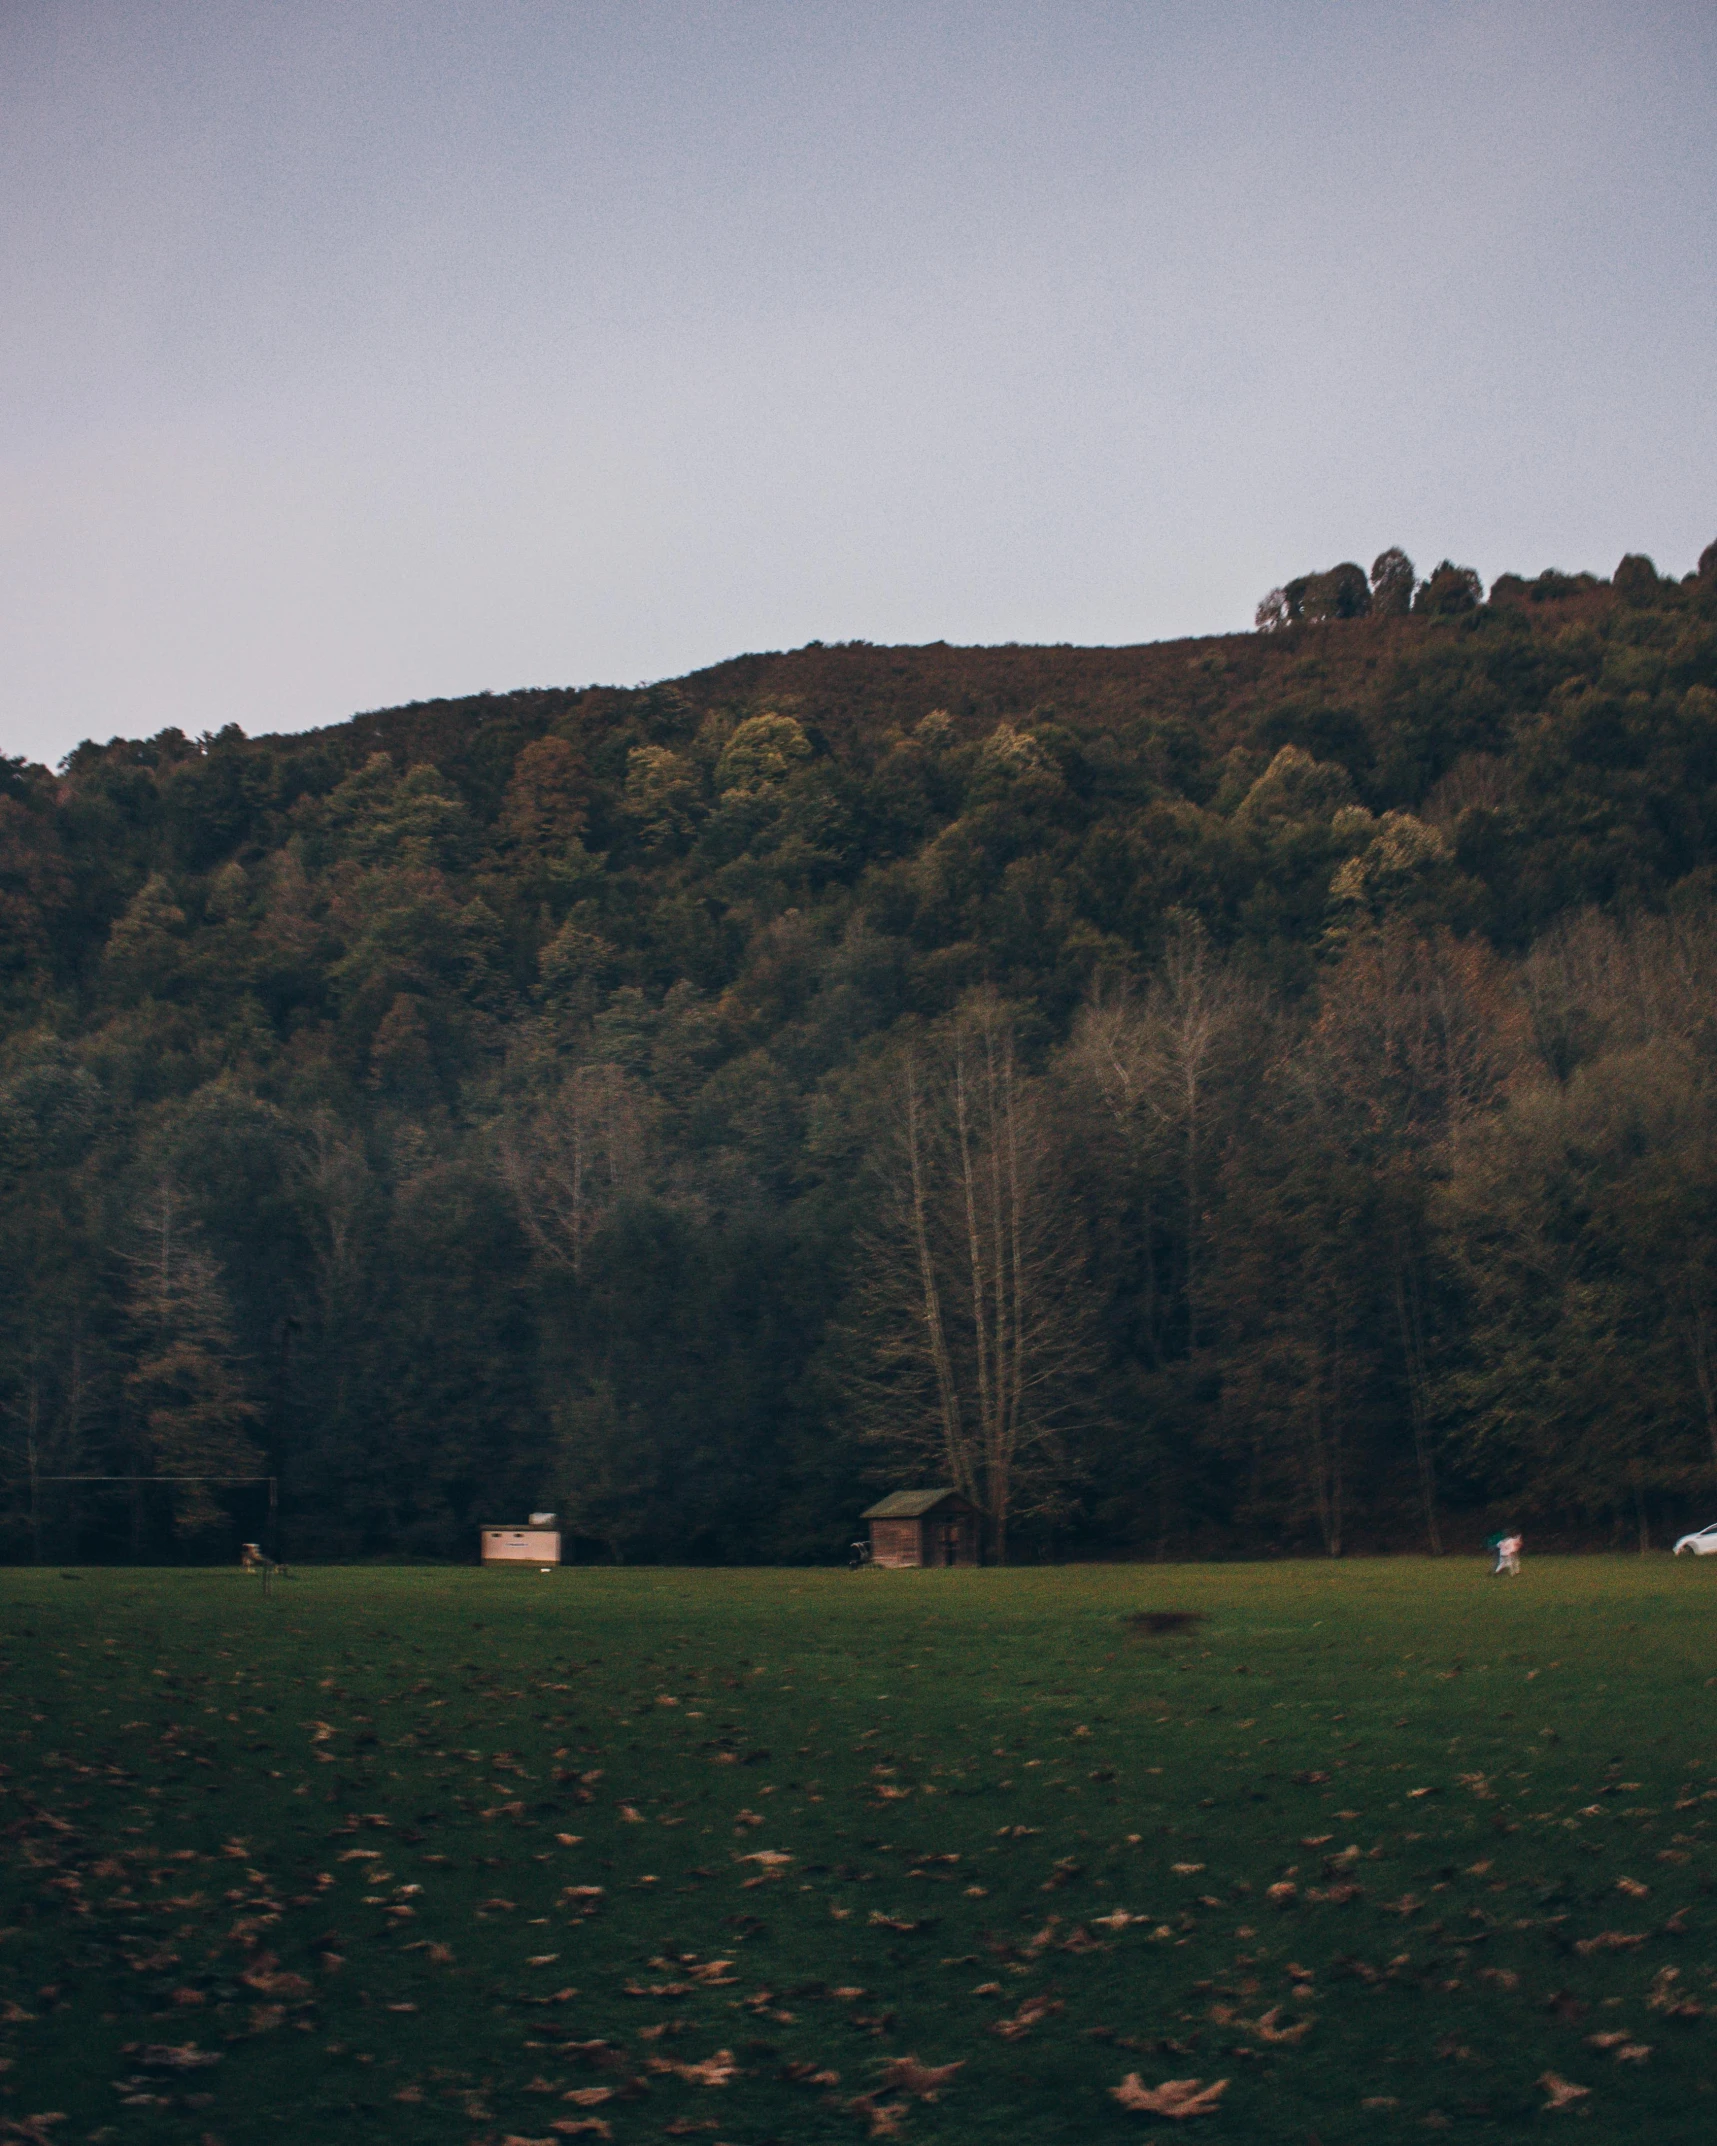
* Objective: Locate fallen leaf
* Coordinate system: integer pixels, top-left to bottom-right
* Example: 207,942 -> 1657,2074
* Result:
846,2092 -> 910,2139
241,1967 -> 312,2000
1252,2007 -> 1313,2046
780,2059 -> 842,2086
1538,2072 -> 1590,2111
133,2045 -> 222,2072
878,2054 -> 964,2099
1111,2074 -> 1230,2117
993,1995 -> 1064,2041
646,2048 -> 737,2087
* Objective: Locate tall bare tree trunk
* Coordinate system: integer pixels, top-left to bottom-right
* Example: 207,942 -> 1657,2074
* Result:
1391,1234 -> 1442,1553
1690,1300 -> 1717,1478
902,1051 -> 970,1505
855,994 -> 1092,1562
24,1354 -> 41,1566
1304,1341 -> 1345,1558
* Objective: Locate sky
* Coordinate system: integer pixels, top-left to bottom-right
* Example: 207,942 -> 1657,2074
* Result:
3,1 -> 1714,768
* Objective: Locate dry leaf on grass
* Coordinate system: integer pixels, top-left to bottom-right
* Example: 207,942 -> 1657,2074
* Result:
1110,2075 -> 1229,2118
878,2055 -> 964,2099
562,2088 -> 614,2107
1538,2072 -> 1590,2111
1251,2007 -> 1313,2046
645,2049 -> 738,2087
846,2092 -> 910,2138
780,2060 -> 842,2086
133,2044 -> 222,2072
992,1995 -> 1064,2041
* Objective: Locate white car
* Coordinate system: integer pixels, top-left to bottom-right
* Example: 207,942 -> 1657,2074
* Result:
1673,1524 -> 1717,1556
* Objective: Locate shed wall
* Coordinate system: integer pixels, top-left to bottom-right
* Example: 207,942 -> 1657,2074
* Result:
869,1518 -> 922,1568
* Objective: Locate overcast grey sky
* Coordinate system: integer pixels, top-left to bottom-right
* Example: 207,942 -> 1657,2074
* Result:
3,1 -> 1713,767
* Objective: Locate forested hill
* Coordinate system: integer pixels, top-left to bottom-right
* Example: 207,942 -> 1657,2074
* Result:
5,544 -> 1717,1565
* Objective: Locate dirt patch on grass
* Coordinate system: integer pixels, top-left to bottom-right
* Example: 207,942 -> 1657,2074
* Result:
1125,1609 -> 1207,1637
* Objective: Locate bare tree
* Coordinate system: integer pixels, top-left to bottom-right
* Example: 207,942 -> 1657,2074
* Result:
499,1062 -> 651,1277
294,1110 -> 370,1323
1306,926 -> 1526,1551
12,1322 -> 90,1563
122,1174 -> 260,1543
848,992 -> 1093,1559
1069,914 -> 1266,1355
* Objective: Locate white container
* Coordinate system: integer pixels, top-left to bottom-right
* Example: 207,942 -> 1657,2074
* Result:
480,1525 -> 562,1565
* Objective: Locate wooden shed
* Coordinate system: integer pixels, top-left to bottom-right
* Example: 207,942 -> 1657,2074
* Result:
860,1488 -> 981,1568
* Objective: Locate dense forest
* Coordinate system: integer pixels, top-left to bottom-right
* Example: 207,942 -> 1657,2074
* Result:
5,542 -> 1717,1564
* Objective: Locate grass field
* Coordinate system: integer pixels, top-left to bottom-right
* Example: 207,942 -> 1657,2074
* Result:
3,1559 -> 1716,2145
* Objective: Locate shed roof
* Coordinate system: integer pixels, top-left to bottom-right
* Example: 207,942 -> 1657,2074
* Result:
861,1487 -> 972,1519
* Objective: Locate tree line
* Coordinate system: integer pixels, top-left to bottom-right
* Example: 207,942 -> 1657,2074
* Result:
3,538 -> 1717,1560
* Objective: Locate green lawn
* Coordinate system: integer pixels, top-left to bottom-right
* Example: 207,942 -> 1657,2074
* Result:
3,1559 -> 1716,2144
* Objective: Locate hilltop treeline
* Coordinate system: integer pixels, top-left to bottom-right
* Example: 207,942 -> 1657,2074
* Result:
4,543 -> 1717,1562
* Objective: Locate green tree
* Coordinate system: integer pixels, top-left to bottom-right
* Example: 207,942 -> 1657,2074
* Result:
1414,561 -> 1484,616
1370,547 -> 1416,616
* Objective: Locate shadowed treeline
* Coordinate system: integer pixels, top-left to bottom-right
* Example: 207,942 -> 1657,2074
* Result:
4,542 -> 1717,1561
